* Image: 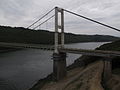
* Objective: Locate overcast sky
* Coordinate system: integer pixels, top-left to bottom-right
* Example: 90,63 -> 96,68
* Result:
0,0 -> 120,36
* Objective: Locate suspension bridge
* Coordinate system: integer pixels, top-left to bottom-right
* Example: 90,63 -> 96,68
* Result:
0,7 -> 120,81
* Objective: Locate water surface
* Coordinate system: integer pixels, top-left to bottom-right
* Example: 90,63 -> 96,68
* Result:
0,42 -> 108,90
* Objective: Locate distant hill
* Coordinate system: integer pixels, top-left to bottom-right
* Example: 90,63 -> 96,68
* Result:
0,26 -> 119,44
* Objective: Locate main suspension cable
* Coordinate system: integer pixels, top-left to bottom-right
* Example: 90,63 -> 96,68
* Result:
64,9 -> 120,32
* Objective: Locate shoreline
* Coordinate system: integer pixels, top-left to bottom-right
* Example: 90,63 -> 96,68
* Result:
0,40 -> 119,90
29,40 -> 120,90
29,55 -> 94,90
28,41 -> 111,90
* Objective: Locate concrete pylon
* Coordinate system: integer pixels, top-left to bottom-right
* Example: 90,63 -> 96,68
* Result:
53,7 -> 66,81
54,7 -> 64,53
52,52 -> 67,81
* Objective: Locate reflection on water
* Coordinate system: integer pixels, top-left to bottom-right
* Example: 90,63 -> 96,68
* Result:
0,42 -> 108,90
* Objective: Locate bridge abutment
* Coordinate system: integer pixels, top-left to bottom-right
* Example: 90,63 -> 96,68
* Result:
103,57 -> 112,82
52,52 -> 67,81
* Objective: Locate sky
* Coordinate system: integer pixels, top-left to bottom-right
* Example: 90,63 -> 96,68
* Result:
0,0 -> 120,36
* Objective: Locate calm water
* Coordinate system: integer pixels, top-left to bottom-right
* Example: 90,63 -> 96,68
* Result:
0,42 -> 108,90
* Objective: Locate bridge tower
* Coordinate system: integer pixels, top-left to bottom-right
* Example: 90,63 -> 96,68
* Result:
53,7 -> 67,81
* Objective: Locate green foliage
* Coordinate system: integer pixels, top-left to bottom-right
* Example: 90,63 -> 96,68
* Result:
0,25 -> 119,45
96,40 -> 120,51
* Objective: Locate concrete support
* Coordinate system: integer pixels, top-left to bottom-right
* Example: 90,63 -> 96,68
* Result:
103,57 -> 112,82
52,52 -> 67,81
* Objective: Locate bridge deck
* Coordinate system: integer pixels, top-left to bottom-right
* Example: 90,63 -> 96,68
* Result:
59,48 -> 120,57
0,42 -> 120,57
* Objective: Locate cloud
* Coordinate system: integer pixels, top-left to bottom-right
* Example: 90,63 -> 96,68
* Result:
0,0 -> 34,26
0,0 -> 120,36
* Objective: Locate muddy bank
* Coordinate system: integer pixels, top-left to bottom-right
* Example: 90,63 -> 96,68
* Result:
29,56 -> 105,90
29,56 -> 120,90
29,54 -> 103,90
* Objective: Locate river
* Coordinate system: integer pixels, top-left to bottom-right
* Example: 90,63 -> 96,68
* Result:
0,42 -> 108,90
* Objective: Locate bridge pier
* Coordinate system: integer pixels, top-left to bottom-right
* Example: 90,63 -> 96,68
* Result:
103,57 -> 112,82
52,52 -> 67,81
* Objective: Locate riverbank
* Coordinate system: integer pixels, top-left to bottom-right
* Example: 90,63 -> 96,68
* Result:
29,40 -> 120,90
29,54 -> 103,90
